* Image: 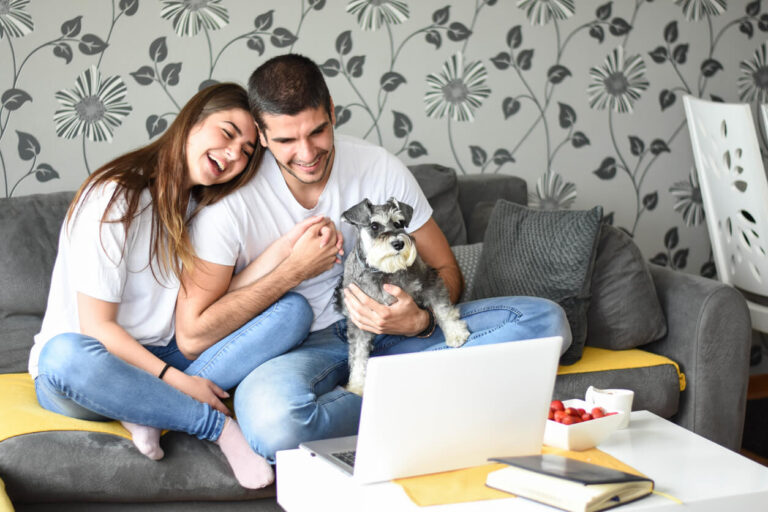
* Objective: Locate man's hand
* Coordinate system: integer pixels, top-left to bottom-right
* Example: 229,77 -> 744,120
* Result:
284,220 -> 343,280
164,369 -> 231,416
343,283 -> 430,336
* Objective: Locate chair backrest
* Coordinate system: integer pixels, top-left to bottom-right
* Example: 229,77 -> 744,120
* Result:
683,95 -> 768,296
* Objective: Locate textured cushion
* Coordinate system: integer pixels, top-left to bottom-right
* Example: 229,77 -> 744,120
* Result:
451,243 -> 483,302
409,164 -> 467,246
471,201 -> 603,365
587,225 -> 667,350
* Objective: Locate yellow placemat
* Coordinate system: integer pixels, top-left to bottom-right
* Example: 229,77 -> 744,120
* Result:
0,477 -> 14,512
394,445 -> 645,507
0,373 -> 130,442
558,347 -> 686,392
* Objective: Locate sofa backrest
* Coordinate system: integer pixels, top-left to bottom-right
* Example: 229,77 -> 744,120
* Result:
0,191 -> 74,373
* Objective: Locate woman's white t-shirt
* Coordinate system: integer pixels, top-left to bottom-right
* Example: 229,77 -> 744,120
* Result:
29,182 -> 179,377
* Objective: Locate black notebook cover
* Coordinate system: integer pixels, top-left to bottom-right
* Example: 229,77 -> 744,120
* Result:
489,455 -> 652,486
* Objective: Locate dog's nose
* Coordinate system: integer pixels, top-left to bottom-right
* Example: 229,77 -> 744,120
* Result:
391,239 -> 405,251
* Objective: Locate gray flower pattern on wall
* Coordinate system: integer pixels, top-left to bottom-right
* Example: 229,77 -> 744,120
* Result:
3,0 -> 768,281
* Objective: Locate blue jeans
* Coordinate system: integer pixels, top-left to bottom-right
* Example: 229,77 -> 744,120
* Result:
34,292 -> 312,441
234,296 -> 570,462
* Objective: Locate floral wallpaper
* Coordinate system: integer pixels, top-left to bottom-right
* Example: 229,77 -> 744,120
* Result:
2,0 -> 768,277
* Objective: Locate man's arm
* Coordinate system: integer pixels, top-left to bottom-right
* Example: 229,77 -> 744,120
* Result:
342,217 -> 464,336
176,222 -> 341,359
411,218 -> 463,303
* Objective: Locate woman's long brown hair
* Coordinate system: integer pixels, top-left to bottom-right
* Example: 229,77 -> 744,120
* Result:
67,82 -> 261,284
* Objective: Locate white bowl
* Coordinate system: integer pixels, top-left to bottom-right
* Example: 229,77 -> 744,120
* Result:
543,399 -> 624,451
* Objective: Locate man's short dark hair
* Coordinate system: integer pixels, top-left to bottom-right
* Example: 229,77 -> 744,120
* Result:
248,54 -> 332,129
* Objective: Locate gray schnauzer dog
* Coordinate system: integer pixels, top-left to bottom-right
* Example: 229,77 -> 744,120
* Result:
335,197 -> 470,395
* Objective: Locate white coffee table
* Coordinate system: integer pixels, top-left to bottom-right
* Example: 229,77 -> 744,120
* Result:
276,411 -> 768,511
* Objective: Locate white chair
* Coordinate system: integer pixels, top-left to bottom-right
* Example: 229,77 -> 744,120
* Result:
683,94 -> 768,333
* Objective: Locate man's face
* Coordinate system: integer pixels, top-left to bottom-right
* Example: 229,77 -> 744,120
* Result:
257,102 -> 336,188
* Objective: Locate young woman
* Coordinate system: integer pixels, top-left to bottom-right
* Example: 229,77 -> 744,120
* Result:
28,83 -> 313,489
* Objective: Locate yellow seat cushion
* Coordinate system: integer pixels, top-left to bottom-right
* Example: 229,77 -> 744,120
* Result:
0,373 -> 129,443
558,347 -> 686,391
0,348 -> 684,444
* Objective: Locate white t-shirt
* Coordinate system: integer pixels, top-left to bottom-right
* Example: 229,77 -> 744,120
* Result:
191,134 -> 433,332
29,182 -> 180,377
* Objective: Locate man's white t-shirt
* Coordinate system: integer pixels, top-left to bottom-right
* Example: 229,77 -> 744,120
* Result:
29,182 -> 179,377
190,134 -> 433,332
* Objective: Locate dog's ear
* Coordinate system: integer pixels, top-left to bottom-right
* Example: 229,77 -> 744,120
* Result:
387,197 -> 414,228
341,199 -> 374,226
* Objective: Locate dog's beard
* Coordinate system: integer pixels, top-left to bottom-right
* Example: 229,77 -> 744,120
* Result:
365,236 -> 417,273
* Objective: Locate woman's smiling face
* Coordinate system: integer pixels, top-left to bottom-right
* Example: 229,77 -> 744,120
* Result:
185,108 -> 257,189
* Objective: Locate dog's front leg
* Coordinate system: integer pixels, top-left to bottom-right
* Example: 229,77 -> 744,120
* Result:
346,324 -> 376,396
431,302 -> 470,348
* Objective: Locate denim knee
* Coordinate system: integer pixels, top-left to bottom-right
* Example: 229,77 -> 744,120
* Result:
279,292 -> 313,342
37,333 -> 96,378
235,390 -> 307,462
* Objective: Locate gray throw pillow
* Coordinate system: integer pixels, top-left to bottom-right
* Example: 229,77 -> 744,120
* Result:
586,224 -> 667,349
451,243 -> 484,302
409,164 -> 467,246
471,200 -> 603,365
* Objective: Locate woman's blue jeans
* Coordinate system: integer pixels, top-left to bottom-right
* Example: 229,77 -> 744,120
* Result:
234,296 -> 571,462
34,292 -> 312,442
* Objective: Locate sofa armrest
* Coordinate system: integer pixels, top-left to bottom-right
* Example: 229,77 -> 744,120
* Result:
645,264 -> 751,451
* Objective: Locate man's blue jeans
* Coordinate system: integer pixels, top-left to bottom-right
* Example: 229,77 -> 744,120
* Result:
234,296 -> 571,462
34,292 -> 312,442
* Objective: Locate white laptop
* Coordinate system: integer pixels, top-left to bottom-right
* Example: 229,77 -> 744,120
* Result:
299,336 -> 563,484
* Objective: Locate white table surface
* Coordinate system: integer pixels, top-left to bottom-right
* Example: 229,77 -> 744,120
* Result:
276,411 -> 768,511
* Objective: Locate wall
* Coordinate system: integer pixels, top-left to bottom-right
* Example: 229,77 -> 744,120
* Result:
1,0 -> 766,276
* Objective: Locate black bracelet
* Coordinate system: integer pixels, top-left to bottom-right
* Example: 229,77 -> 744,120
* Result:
158,363 -> 172,380
416,307 -> 436,338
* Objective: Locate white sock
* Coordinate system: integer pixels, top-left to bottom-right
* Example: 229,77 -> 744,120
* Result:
121,421 -> 164,461
215,418 -> 274,489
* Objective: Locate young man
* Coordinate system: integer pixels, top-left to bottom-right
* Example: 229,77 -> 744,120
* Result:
175,54 -> 571,462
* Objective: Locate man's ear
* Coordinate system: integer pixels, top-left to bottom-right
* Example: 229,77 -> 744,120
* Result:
329,96 -> 336,126
342,199 -> 373,226
387,197 -> 413,227
256,122 -> 268,147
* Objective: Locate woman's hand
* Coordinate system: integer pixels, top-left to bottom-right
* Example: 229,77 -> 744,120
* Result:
285,220 -> 344,280
164,370 -> 232,416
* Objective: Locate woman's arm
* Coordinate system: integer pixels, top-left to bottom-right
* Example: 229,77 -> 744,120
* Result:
227,216 -> 342,291
77,293 -> 231,415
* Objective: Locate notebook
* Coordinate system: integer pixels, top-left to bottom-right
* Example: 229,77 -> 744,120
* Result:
299,336 -> 564,484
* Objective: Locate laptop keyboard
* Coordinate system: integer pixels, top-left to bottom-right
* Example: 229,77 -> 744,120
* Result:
332,450 -> 356,468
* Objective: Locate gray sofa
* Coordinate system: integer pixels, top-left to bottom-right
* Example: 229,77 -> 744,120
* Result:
0,170 -> 752,511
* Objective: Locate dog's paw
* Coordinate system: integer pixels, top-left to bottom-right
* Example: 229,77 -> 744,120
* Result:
444,320 -> 470,348
345,382 -> 365,396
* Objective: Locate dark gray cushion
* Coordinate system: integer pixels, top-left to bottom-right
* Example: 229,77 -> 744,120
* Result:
451,243 -> 483,303
457,174 -> 528,244
0,431 -> 275,503
1,315 -> 43,373
0,192 -> 73,370
409,164 -> 467,246
471,201 -> 603,365
587,225 -> 667,350
466,200 -> 496,244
